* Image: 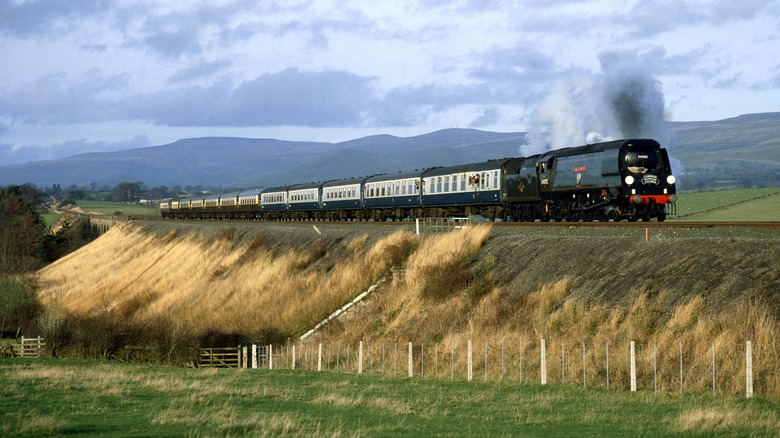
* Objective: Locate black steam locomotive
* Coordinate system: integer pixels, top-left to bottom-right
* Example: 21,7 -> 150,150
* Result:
161,138 -> 677,222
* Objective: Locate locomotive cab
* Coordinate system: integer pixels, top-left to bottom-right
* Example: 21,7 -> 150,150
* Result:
619,140 -> 677,221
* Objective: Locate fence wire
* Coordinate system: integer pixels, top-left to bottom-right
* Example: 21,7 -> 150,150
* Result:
236,339 -> 778,399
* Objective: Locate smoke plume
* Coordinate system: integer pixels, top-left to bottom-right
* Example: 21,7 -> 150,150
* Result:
523,56 -> 671,155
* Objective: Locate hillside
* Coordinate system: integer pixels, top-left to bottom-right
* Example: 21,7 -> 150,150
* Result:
669,112 -> 780,189
35,221 -> 779,396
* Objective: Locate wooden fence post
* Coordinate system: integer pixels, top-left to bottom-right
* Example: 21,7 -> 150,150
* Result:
630,341 -> 636,392
561,342 -> 565,384
519,341 -> 523,383
606,342 -> 609,389
292,345 -> 296,370
242,346 -> 248,369
712,344 -> 715,396
467,340 -> 473,381
408,342 -> 413,377
252,344 -> 257,369
653,344 -> 657,394
359,341 -> 363,374
746,341 -> 753,398
269,345 -> 273,370
679,342 -> 683,393
582,342 -> 586,386
484,342 -> 488,381
421,343 -> 424,378
541,339 -> 547,385
318,343 -> 323,371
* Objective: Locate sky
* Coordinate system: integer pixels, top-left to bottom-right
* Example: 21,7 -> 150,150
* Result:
1,0 -> 779,165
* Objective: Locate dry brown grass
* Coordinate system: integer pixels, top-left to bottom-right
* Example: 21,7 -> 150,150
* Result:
37,223 -> 418,341
36,222 -> 778,398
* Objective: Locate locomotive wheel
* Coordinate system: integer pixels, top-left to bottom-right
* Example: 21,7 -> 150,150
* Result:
582,210 -> 594,222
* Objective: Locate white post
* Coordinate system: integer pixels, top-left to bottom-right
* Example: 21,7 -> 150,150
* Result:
358,341 -> 363,374
408,342 -> 413,377
468,340 -> 473,381
252,344 -> 258,369
268,345 -> 273,370
416,218 -> 420,235
541,339 -> 547,385
292,345 -> 296,370
630,341 -> 637,392
746,341 -> 753,398
318,343 -> 323,371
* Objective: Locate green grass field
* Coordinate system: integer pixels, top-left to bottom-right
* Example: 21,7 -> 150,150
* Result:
74,200 -> 159,217
673,188 -> 779,221
1,358 -> 777,437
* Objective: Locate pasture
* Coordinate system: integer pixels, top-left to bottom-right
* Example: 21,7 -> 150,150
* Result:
2,358 -> 778,437
673,188 -> 779,220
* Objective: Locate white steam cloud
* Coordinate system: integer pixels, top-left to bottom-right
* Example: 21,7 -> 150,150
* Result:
523,58 -> 671,156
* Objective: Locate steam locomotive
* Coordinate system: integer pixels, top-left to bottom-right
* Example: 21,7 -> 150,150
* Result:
161,138 -> 677,222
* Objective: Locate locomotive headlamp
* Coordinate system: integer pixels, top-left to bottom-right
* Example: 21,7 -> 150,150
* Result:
667,175 -> 676,185
624,175 -> 635,185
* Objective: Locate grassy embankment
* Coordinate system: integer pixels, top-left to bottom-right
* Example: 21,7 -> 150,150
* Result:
35,221 -> 779,400
2,357 -> 778,437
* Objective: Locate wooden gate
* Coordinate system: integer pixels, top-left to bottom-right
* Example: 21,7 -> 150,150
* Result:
198,347 -> 240,368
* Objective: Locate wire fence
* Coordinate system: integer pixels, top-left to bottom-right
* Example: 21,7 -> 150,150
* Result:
233,339 -> 777,399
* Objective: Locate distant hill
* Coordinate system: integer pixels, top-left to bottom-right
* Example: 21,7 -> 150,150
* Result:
0,114 -> 777,190
0,129 -> 525,189
668,112 -> 780,189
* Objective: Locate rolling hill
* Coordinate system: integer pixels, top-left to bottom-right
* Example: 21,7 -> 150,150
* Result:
0,113 -> 778,190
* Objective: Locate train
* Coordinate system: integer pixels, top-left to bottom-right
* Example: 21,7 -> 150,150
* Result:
160,138 -> 677,222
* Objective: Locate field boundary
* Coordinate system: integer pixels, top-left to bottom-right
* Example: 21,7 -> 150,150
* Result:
230,338 -> 776,399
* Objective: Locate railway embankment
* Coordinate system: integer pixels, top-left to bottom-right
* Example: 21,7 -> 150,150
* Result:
34,220 -> 779,396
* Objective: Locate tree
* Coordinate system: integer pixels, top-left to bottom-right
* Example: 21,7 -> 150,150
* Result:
0,186 -> 45,275
113,182 -> 141,203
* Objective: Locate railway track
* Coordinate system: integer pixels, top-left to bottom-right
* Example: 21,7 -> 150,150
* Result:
139,216 -> 780,229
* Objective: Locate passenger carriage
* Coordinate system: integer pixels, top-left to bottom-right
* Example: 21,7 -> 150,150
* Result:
260,186 -> 290,220
322,177 -> 368,220
236,189 -> 262,219
364,171 -> 422,221
421,160 -> 507,220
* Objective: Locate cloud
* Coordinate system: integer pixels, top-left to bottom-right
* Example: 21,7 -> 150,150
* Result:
168,59 -> 233,84
0,135 -> 150,166
0,0 -> 112,37
136,68 -> 379,127
0,70 -> 130,124
469,107 -> 501,127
